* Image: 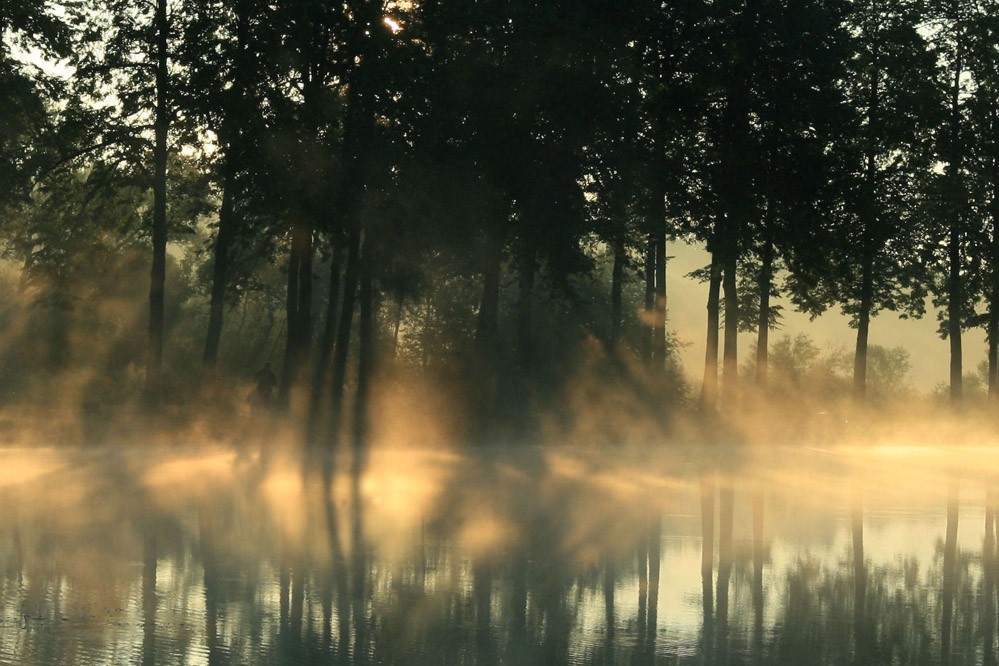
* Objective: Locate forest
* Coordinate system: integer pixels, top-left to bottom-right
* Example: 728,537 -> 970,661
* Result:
3,0 -> 999,447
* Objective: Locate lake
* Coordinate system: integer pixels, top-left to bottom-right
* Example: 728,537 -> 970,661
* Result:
1,443 -> 996,665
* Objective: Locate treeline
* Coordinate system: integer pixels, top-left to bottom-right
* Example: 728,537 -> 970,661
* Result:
2,0 -> 999,440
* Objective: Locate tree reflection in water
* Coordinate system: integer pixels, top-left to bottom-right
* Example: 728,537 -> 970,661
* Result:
3,445 -> 999,665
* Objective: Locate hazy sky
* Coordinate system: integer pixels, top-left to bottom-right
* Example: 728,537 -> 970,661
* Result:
667,241 -> 986,393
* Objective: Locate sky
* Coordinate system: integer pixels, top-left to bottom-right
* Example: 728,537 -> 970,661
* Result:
666,240 -> 986,393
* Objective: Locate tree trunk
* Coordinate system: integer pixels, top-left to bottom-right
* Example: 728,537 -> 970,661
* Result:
990,152 -> 999,401
329,231 -> 363,444
722,247 -> 738,410
653,224 -> 667,367
643,232 -> 655,362
516,243 -> 535,370
610,239 -> 624,347
947,41 -> 964,407
700,248 -> 722,412
475,231 -> 502,360
203,161 -> 236,368
146,0 -> 169,402
278,221 -> 312,408
853,236 -> 874,402
202,0 -> 249,369
352,241 -> 374,448
755,232 -> 773,388
307,234 -> 347,438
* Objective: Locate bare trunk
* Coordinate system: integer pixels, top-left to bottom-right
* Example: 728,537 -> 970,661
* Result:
853,239 -> 874,402
643,233 -> 655,361
610,239 -> 624,347
654,225 -> 667,367
516,244 -> 535,370
279,221 -> 312,408
329,231 -> 363,444
948,42 -> 964,407
700,248 -> 722,412
722,247 -> 738,410
146,0 -> 169,402
307,235 -> 347,438
203,163 -> 236,368
755,233 -> 773,387
352,241 -> 374,448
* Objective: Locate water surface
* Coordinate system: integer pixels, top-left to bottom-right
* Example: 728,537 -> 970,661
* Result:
1,443 -> 996,665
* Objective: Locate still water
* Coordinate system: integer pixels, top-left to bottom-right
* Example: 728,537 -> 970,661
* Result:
1,443 -> 997,665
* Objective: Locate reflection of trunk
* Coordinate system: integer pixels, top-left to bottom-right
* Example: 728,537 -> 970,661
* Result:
700,472 -> 716,659
201,516 -> 223,666
715,480 -> 734,663
509,554 -> 529,663
752,486 -> 764,663
279,566 -> 290,630
146,0 -> 169,402
941,481 -> 959,666
474,562 -> 494,665
984,484 -> 995,666
637,524 -> 649,649
756,233 -> 773,387
142,533 -> 157,666
291,566 -> 305,638
701,249 -> 722,412
604,557 -> 615,663
646,511 -> 661,660
852,487 -> 867,665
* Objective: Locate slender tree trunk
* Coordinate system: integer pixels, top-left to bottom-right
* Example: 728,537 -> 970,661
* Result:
476,231 -> 502,359
610,239 -> 624,347
755,232 -> 773,388
203,162 -> 236,368
701,248 -> 722,412
202,1 -> 249,369
990,154 -> 999,401
853,237 -> 874,402
352,242 -> 374,448
516,243 -> 535,370
307,235 -> 347,438
654,224 -> 667,367
643,232 -> 655,361
329,231 -> 363,444
721,247 -> 738,410
146,0 -> 169,402
947,42 -> 964,407
279,222 -> 310,408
